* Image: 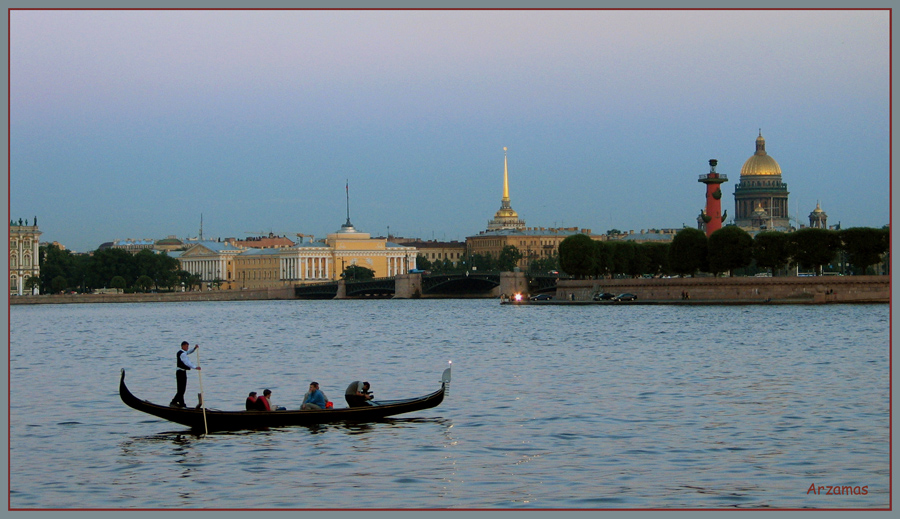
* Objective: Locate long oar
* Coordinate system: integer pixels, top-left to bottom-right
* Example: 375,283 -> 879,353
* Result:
196,346 -> 208,435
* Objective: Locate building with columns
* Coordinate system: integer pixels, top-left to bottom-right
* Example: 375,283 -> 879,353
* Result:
179,219 -> 418,290
9,217 -> 41,295
178,240 -> 243,289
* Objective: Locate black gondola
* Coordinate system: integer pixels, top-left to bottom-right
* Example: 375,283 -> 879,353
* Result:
119,367 -> 450,432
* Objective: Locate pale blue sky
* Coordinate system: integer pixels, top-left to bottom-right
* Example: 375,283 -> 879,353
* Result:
9,9 -> 890,252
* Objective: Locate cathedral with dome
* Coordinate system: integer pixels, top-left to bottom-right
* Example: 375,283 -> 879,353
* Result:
732,131 -> 791,231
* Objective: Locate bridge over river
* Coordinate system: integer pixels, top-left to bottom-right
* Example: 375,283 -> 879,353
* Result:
293,271 -> 562,299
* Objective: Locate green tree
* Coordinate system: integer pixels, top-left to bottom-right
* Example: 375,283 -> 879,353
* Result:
87,248 -> 137,289
342,264 -> 376,280
752,231 -> 791,275
24,276 -> 41,294
790,228 -> 841,275
110,275 -> 127,293
629,243 -> 654,277
51,275 -> 69,294
135,275 -> 155,292
470,253 -> 496,271
840,227 -> 889,274
558,234 -> 596,278
708,226 -> 753,277
157,270 -> 179,291
607,241 -> 636,276
591,241 -> 613,278
39,243 -> 78,293
134,249 -> 179,289
668,228 -> 708,277
642,242 -> 671,277
497,245 -> 523,271
415,254 -> 433,271
528,253 -> 560,274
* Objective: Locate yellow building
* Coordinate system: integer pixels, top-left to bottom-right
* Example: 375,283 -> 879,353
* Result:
9,217 -> 41,295
233,248 -> 283,290
406,240 -> 467,267
467,227 -> 599,270
281,220 -> 417,282
190,220 -> 420,290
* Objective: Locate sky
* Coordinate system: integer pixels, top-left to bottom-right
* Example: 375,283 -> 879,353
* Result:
8,9 -> 891,252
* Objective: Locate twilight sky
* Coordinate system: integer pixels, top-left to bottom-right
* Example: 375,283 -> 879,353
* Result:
8,9 -> 890,252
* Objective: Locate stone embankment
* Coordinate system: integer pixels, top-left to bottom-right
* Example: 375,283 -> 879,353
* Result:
8,276 -> 889,305
554,275 -> 889,304
9,287 -> 296,305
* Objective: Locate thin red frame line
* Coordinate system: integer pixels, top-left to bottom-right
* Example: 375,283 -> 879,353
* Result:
5,6 -> 893,512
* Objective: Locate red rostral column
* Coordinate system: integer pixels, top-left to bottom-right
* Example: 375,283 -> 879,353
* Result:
699,159 -> 728,236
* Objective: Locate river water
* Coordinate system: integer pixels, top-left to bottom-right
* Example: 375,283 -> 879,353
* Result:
8,299 -> 890,509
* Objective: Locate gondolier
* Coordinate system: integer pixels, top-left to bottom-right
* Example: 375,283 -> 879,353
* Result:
170,341 -> 200,408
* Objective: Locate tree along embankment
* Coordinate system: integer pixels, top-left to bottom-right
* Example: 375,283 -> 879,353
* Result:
555,275 -> 888,304
9,287 -> 296,305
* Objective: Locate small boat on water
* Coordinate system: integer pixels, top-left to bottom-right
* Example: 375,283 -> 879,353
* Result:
119,367 -> 450,432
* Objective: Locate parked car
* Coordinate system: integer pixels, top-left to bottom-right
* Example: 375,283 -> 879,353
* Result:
613,293 -> 638,302
592,292 -> 615,301
529,294 -> 553,301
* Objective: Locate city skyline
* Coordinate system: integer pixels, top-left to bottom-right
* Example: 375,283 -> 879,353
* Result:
9,9 -> 891,252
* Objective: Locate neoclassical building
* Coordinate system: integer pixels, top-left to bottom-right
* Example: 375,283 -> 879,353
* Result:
178,220 -> 418,290
9,217 -> 42,295
178,240 -> 243,288
733,132 -> 791,231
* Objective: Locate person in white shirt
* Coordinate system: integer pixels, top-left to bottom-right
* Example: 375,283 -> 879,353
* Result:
170,341 -> 200,407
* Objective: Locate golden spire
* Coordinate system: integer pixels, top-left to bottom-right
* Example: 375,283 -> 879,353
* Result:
502,147 -> 510,202
487,146 -> 525,230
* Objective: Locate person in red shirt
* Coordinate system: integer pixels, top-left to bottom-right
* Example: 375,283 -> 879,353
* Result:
255,389 -> 273,411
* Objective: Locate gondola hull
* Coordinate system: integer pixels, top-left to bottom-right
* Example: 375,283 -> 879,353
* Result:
119,369 -> 447,432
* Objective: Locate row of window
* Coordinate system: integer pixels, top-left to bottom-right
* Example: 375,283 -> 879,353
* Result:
9,254 -> 33,268
425,252 -> 463,260
9,240 -> 33,250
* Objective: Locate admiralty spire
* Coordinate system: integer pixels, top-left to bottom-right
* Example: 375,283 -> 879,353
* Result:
487,147 -> 526,231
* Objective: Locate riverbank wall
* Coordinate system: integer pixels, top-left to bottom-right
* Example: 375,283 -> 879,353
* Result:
9,287 -> 296,305
555,275 -> 889,304
8,276 -> 889,305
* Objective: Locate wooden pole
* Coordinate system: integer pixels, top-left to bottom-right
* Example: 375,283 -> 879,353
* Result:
196,347 -> 208,435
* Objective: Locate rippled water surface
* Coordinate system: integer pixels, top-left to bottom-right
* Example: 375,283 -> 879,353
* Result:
9,300 -> 890,509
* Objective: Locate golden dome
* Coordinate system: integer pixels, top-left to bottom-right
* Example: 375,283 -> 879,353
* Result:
740,131 -> 782,177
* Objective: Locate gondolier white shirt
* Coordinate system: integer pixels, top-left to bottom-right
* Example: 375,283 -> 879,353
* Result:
177,347 -> 198,370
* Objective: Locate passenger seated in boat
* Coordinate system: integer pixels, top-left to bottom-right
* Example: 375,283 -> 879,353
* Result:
301,382 -> 327,410
255,389 -> 273,411
345,380 -> 374,407
246,391 -> 258,410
